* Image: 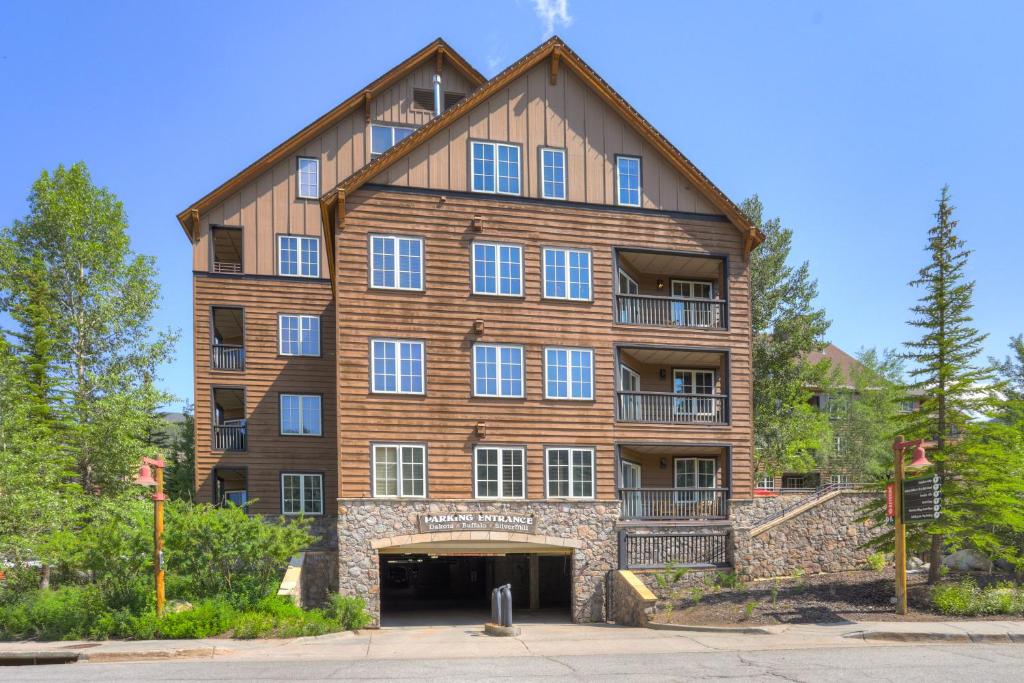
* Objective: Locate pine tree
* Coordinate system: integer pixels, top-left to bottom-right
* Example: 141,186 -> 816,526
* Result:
164,405 -> 196,501
903,185 -> 995,583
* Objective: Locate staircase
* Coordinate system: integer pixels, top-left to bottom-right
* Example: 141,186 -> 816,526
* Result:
747,483 -> 860,537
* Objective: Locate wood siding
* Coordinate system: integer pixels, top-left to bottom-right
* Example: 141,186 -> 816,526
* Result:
373,62 -> 724,216
193,275 -> 336,515
335,187 -> 753,504
191,61 -> 475,276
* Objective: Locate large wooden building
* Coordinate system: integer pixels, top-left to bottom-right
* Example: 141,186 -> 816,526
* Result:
179,37 -> 762,624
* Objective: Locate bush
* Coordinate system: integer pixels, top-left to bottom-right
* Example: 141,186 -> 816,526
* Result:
325,595 -> 372,631
866,552 -> 887,572
156,599 -> 238,639
0,586 -> 105,640
932,579 -> 1024,616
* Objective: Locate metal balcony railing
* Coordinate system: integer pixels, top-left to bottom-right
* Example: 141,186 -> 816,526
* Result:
615,294 -> 725,329
618,487 -> 729,521
616,392 -> 727,424
211,344 -> 245,371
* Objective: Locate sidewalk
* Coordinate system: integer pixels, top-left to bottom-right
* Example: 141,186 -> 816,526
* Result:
1,620 -> 1021,665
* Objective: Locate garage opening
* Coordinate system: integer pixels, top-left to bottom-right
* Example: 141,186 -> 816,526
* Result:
379,551 -> 572,626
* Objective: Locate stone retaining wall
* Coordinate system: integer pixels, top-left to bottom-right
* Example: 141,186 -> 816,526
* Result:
336,499 -> 620,626
733,491 -> 882,580
608,570 -> 657,626
729,494 -> 809,528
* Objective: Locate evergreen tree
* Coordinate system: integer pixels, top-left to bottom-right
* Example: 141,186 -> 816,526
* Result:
0,162 -> 177,494
742,195 -> 832,481
164,405 -> 196,501
903,185 -> 995,583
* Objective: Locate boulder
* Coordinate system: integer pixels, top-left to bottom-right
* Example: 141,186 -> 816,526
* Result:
166,600 -> 193,614
943,549 -> 992,572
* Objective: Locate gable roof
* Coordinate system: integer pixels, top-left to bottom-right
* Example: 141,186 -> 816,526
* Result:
320,36 -> 764,270
176,38 -> 484,239
806,343 -> 863,389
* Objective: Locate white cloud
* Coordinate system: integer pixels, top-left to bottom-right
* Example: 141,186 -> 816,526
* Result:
533,0 -> 572,38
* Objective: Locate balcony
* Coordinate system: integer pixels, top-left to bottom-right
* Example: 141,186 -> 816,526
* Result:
211,307 -> 245,371
614,249 -> 726,330
210,226 -> 243,274
212,388 -> 246,452
618,445 -> 731,521
616,347 -> 729,425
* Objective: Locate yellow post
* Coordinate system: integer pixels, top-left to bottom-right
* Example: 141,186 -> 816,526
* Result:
893,436 -> 907,616
154,463 -> 166,617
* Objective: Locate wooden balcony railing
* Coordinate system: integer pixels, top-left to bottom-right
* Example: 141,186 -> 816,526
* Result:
213,422 -> 247,451
616,294 -> 725,329
212,261 -> 242,274
616,392 -> 727,424
211,344 -> 245,371
618,487 -> 729,521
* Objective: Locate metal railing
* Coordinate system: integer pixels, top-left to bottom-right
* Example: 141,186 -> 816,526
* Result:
615,294 -> 725,329
212,261 -> 242,274
748,482 -> 861,529
616,392 -> 727,424
618,487 -> 729,520
212,422 -> 247,451
211,344 -> 245,370
619,530 -> 731,569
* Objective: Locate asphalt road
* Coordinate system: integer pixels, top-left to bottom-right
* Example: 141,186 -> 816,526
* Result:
6,644 -> 1023,682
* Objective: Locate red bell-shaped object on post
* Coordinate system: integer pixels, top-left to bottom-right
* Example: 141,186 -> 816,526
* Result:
907,445 -> 932,471
134,464 -> 157,487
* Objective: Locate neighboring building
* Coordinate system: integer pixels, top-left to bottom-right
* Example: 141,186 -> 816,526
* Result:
178,37 -> 762,624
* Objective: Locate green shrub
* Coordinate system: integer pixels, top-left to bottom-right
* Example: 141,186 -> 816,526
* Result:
231,611 -> 275,639
156,599 -> 237,639
325,595 -> 372,631
743,600 -> 758,620
866,552 -> 887,572
932,579 -> 1024,616
0,586 -> 105,640
712,571 -> 742,590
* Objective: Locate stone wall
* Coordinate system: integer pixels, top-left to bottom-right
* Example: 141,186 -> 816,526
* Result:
729,494 -> 809,528
733,491 -> 882,580
336,499 -> 620,626
300,550 -> 339,608
608,570 -> 657,626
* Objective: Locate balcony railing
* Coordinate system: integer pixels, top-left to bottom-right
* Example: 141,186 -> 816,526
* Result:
213,421 -> 247,451
212,261 -> 242,274
211,344 -> 245,371
618,487 -> 729,521
616,391 -> 727,424
616,294 -> 725,329
619,530 -> 730,569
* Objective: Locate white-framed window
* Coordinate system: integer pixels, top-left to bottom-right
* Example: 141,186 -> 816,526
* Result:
899,400 -> 917,414
474,446 -> 525,498
541,147 -> 566,200
278,314 -> 320,356
473,344 -> 524,398
675,458 -> 716,489
829,473 -> 850,485
371,339 -> 424,394
546,447 -> 595,498
756,475 -> 776,491
281,473 -> 323,515
370,235 -> 423,290
280,394 -> 322,436
471,141 -> 520,195
673,369 -> 718,420
297,157 -> 320,199
278,235 -> 320,278
372,444 -> 426,497
545,347 -> 593,400
543,247 -> 591,300
472,242 -> 522,296
370,124 -> 415,160
616,156 -> 641,207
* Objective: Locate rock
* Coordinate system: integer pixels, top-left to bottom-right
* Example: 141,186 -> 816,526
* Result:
166,600 -> 193,613
908,557 -> 923,569
943,549 -> 992,572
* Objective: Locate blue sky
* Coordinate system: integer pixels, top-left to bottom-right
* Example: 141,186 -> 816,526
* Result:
1,1 -> 1022,408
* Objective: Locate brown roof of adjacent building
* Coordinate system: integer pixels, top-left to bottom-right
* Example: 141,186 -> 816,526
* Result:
806,343 -> 863,388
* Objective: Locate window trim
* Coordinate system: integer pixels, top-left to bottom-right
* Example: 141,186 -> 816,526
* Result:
469,140 -> 522,196
296,157 -> 320,200
370,123 -> 417,161
213,465 -> 249,508
541,246 -> 594,302
539,146 -> 567,200
472,445 -> 527,500
276,234 -> 321,278
367,233 -> 426,292
369,338 -> 427,395
371,442 -> 428,498
544,346 -> 595,401
470,241 -> 524,297
674,457 -> 718,490
472,343 -> 526,399
615,155 -> 642,207
277,314 -> 321,357
280,471 -> 324,516
544,446 -> 596,500
278,393 -> 324,437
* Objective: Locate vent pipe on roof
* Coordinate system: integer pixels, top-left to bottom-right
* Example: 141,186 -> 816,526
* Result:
433,73 -> 442,117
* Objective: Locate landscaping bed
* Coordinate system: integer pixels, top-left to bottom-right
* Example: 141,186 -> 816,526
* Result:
648,569 -> 1024,626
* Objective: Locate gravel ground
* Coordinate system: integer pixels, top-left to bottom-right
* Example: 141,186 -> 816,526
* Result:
651,569 -> 1020,625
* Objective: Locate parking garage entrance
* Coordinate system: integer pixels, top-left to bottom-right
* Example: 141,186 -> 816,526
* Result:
379,546 -> 572,626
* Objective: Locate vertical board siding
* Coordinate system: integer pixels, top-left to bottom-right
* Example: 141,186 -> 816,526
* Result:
336,187 -> 753,502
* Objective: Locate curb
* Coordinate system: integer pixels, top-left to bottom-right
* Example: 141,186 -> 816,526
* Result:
80,646 -> 223,662
852,631 -> 1024,644
647,623 -> 773,635
0,651 -> 81,666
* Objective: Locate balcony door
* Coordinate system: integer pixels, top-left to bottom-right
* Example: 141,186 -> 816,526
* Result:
620,460 -> 642,518
618,363 -> 641,420
671,279 -> 715,327
673,369 -> 716,421
674,457 -> 716,508
617,270 -> 639,323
